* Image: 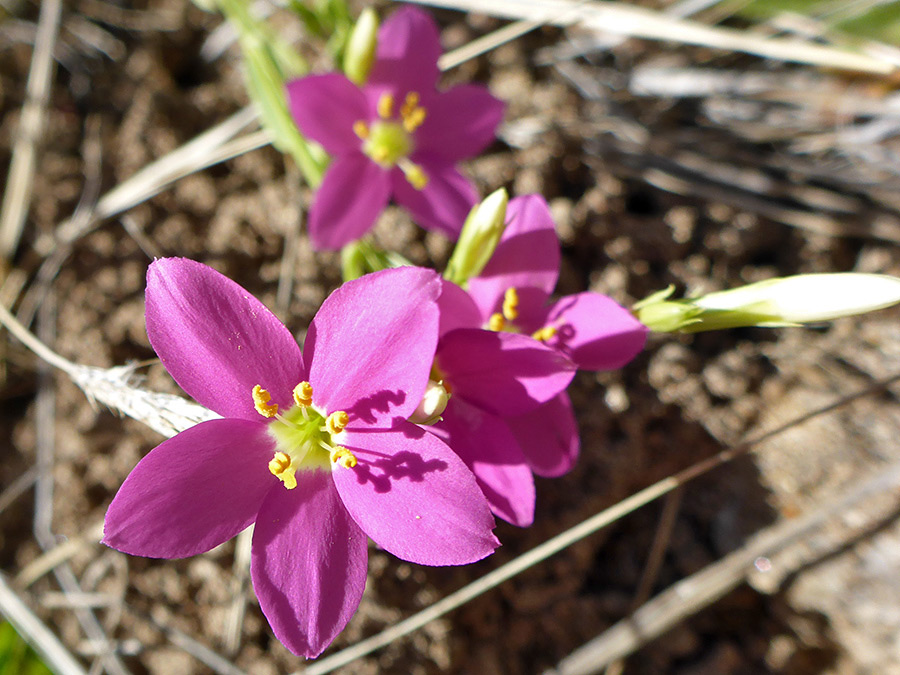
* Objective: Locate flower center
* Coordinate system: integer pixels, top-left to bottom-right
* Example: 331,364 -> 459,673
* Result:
353,92 -> 429,190
252,382 -> 357,490
486,286 -> 559,342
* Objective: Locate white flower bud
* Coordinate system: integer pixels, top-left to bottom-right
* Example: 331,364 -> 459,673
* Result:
693,273 -> 900,325
409,379 -> 450,426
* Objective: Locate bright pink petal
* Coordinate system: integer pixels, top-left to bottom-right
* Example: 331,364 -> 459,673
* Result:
368,6 -> 441,96
145,258 -> 305,421
308,155 -> 391,250
333,421 -> 499,565
437,329 -> 575,416
305,267 -> 441,425
414,85 -> 504,161
509,394 -> 580,478
103,418 -> 274,558
432,400 -> 535,527
391,160 -> 477,238
437,278 -> 482,337
286,74 -> 367,154
251,470 -> 368,658
546,292 -> 648,371
467,195 -> 561,319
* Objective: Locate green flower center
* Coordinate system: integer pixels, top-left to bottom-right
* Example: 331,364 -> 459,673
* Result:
251,383 -> 356,489
362,121 -> 412,167
352,91 -> 430,190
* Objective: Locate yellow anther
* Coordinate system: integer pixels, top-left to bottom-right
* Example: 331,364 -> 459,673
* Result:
326,410 -> 350,435
292,381 -> 313,407
252,385 -> 278,418
268,452 -> 297,489
330,446 -> 358,469
488,312 -> 505,332
401,161 -> 429,190
353,120 -> 369,139
400,92 -> 427,132
532,325 -> 558,342
402,107 -> 427,132
377,93 -> 394,119
502,287 -> 520,321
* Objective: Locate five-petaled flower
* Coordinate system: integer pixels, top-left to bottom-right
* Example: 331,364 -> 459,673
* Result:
103,259 -> 498,658
286,6 -> 504,250
430,195 -> 648,525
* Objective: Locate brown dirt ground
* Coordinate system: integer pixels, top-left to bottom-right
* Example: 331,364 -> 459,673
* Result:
3,1 -> 900,674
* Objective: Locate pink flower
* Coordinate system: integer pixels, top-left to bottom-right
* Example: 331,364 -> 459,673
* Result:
432,196 -> 648,524
103,259 -> 498,658
286,7 -> 504,250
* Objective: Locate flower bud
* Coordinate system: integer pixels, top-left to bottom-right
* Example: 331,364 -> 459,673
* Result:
409,379 -> 450,426
637,273 -> 900,333
343,8 -> 379,85
693,273 -> 900,325
444,188 -> 509,288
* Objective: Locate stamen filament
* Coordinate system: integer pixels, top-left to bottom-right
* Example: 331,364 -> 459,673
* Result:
398,158 -> 428,190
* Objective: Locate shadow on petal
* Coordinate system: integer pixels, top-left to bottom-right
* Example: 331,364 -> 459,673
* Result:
348,389 -> 407,425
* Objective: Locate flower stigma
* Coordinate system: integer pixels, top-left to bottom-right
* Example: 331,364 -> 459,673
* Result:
251,382 -> 357,489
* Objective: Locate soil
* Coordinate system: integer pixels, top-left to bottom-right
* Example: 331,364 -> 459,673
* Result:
2,1 -> 900,674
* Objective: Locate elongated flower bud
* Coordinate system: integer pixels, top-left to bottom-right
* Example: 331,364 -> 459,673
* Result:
343,8 -> 379,85
444,188 -> 509,288
637,273 -> 900,333
409,379 -> 450,425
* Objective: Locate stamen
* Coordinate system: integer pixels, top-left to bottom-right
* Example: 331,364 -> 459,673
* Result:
326,410 -> 350,435
398,159 -> 428,190
488,312 -> 505,332
353,120 -> 369,139
252,385 -> 278,418
400,92 -> 427,132
502,287 -> 519,321
330,446 -> 358,469
377,93 -> 394,119
293,381 -> 314,407
268,452 -> 297,489
532,325 -> 558,342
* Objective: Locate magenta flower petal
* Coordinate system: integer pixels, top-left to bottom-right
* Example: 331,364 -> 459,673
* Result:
145,258 -> 305,421
509,394 -> 580,478
414,85 -> 504,161
305,267 -> 441,425
437,329 -> 576,416
467,195 -> 562,318
103,418 -> 274,558
391,160 -> 477,238
368,6 -> 441,96
252,470 -> 368,658
334,421 -> 498,565
308,155 -> 392,250
546,292 -> 648,370
286,74 -> 369,154
437,278 -> 483,337
433,400 -> 536,527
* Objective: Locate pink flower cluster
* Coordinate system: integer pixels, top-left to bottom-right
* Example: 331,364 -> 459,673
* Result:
104,195 -> 645,657
102,5 -> 649,663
